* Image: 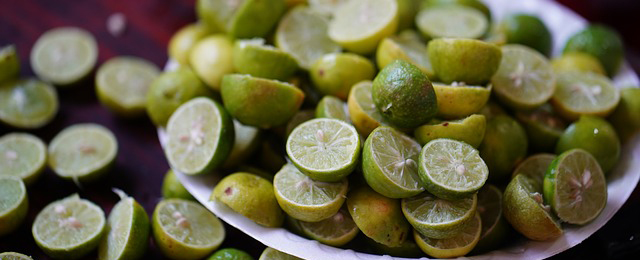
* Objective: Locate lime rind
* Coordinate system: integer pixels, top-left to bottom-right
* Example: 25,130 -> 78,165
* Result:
552,71 -> 620,120
414,214 -> 482,258
299,209 -> 359,247
414,114 -> 487,148
315,95 -> 350,122
0,45 -> 20,84
0,78 -> 59,129
347,80 -> 388,137
233,38 -> 298,81
402,192 -> 477,239
98,194 -> 150,260
0,133 -> 47,185
433,83 -> 492,119
0,176 -> 28,236
511,153 -> 556,187
0,252 -> 33,260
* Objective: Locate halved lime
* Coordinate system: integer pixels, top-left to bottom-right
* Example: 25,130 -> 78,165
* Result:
0,176 -> 28,236
420,0 -> 492,21
402,192 -> 477,239
233,38 -> 298,81
515,104 -> 567,152
299,209 -> 359,246
328,0 -> 398,54
376,33 -> 435,79
416,5 -> 488,39
0,133 -> 47,185
48,123 -> 118,183
274,164 -> 348,222
363,126 -> 423,198
30,27 -> 97,86
165,97 -> 234,175
32,194 -> 106,259
98,190 -> 150,260
433,83 -> 491,119
544,149 -> 607,225
472,184 -> 509,253
286,118 -> 361,182
511,153 -> 556,188
208,248 -> 253,260
152,199 -> 225,259
414,114 -> 486,148
0,78 -> 58,129
552,52 -> 606,76
259,247 -> 301,260
308,0 -> 348,17
315,95 -> 349,122
197,0 -> 285,38
491,44 -> 555,110
275,6 -> 341,70
222,120 -> 262,169
427,38 -> 502,85
551,71 -> 620,121
162,170 -> 195,201
310,53 -> 376,100
609,88 -> 640,142
168,23 -> 212,66
414,214 -> 481,258
189,35 -> 234,90
0,252 -> 33,260
347,80 -> 387,137
479,115 -> 528,182
365,236 -> 424,258
0,45 -> 20,84
419,139 -> 488,200
96,56 -> 160,117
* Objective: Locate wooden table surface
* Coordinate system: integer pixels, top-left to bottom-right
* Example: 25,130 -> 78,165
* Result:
1,0 -> 639,259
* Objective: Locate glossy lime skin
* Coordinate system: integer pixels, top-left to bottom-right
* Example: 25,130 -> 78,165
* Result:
501,14 -> 552,56
556,115 -> 620,173
479,115 -> 528,182
310,53 -> 376,100
563,24 -> 624,76
608,88 -> 640,142
208,248 -> 254,260
427,38 -> 502,85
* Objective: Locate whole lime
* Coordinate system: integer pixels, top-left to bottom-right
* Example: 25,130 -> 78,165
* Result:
608,88 -> 640,142
556,115 -> 620,173
563,24 -> 624,77
479,115 -> 528,182
501,14 -> 552,56
208,248 -> 253,260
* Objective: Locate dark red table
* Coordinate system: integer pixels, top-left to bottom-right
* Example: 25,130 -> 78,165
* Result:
1,0 -> 639,259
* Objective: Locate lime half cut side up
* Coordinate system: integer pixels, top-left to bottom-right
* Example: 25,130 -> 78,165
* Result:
0,176 -> 28,237
0,79 -> 59,129
402,192 -> 477,239
299,209 -> 359,247
414,214 -> 482,258
0,133 -> 47,185
416,5 -> 488,39
551,71 -> 620,121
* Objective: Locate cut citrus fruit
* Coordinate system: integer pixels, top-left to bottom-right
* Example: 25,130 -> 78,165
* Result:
284,109 -> 315,138
608,88 -> 640,142
376,33 -> 435,79
233,38 -> 298,81
0,176 -> 28,236
427,38 -> 501,85
189,35 -> 234,90
402,192 -> 477,239
0,45 -> 20,84
259,247 -> 301,260
310,53 -> 375,100
196,0 -> 285,39
433,83 -> 491,119
0,252 -> 33,260
209,248 -> 253,260
162,169 -> 195,201
315,95 -> 349,122
515,104 -> 567,152
414,114 -> 486,148
0,133 -> 47,185
472,184 -> 509,253
551,71 -> 620,121
414,214 -> 481,258
168,23 -> 213,66
511,153 -> 556,188
347,80 -> 387,137
98,189 -> 150,260
416,5 -> 488,39
299,209 -> 359,247
0,78 -> 58,129
222,120 -> 262,169
308,0 -> 348,17
552,52 -> 606,76
479,115 -> 528,182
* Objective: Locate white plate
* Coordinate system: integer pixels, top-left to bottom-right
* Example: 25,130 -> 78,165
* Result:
160,0 -> 640,259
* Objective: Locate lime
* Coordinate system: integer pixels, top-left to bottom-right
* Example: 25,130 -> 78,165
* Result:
373,60 -> 438,128
30,27 -> 97,86
482,23 -> 507,45
428,38 -> 502,85
223,120 -> 262,169
286,118 -> 360,182
432,83 -> 491,119
420,0 -> 491,21
365,236 -> 424,258
503,174 -> 562,241
98,190 -> 150,260
0,252 -> 33,260
152,199 -> 225,259
347,186 -> 410,247
552,71 -> 620,121
315,95 -> 349,122
414,214 -> 481,258
162,170 -> 196,201
414,114 -> 486,148
233,38 -> 298,81
0,78 -> 58,129
165,97 -> 233,175
189,35 -> 234,90
416,5 -> 488,39
0,45 -> 20,84
258,247 -> 301,260
551,52 -> 606,76
479,115 -> 528,182
0,133 -> 47,185
402,192 -> 477,239
168,23 -> 213,66
544,149 -> 607,225
563,24 -> 624,76
556,115 -> 620,173
310,53 -> 376,100
299,209 -> 359,246
397,0 -> 420,30
221,74 -> 304,128
196,0 -> 285,38
376,32 -> 435,79
0,176 -> 28,236
146,67 -> 213,126
96,56 -> 160,117
511,153 -> 556,188
501,14 -> 552,56
275,6 -> 341,70
478,100 -> 507,120
515,104 -> 567,152
328,0 -> 398,54
307,0 -> 347,17
32,194 -> 106,259
608,88 -> 640,141
363,126 -> 423,198
212,172 -> 284,227
419,138 -> 488,200
208,248 -> 253,260
347,80 -> 387,137
196,0 -> 225,32
49,123 -> 118,183
472,184 -> 509,253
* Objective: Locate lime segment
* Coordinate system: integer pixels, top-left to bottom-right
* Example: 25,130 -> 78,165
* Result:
0,78 -> 58,129
414,214 -> 481,258
0,176 -> 28,236
98,191 -> 150,260
299,209 -> 359,247
402,192 -> 477,239
0,133 -> 47,185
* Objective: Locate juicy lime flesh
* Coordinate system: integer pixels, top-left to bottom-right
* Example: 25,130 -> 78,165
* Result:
275,164 -> 347,208
553,71 -> 619,118
49,124 -> 117,178
415,214 -> 481,258
0,252 -> 32,259
403,193 -> 476,227
417,6 -> 488,39
299,209 -> 358,246
0,177 -> 24,215
328,0 -> 398,53
0,133 -> 46,181
100,199 -> 133,258
368,127 -> 423,193
396,37 -> 433,75
316,95 -> 349,121
156,200 -> 224,247
0,79 -> 58,128
97,57 -> 160,111
353,81 -> 386,123
421,139 -> 488,193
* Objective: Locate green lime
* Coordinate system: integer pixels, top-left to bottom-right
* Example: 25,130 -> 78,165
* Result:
544,149 -> 607,225
328,0 -> 399,54
491,44 -> 556,110
416,5 -> 488,39
402,192 -> 477,239
347,80 -> 387,137
0,252 -> 33,260
608,88 -> 640,141
233,38 -> 298,81
479,115 -> 528,182
165,97 -> 233,175
551,71 -> 620,121
428,38 -> 502,85
414,114 -> 486,148
515,104 -> 568,152
347,186 -> 410,247
501,14 -> 552,56
376,32 -> 435,79
0,78 -> 58,129
32,194 -> 106,259
0,45 -> 20,84
221,74 -> 304,128
146,67 -> 213,126
152,199 -> 225,259
223,120 -> 262,168
397,0 -> 420,30
310,53 -> 376,100
196,0 -> 285,39
373,60 -> 437,128
212,172 -> 284,227
98,190 -> 150,260
472,184 -> 509,254
162,170 -> 196,201
432,83 -> 491,119
299,209 -> 359,246
551,52 -> 606,76
503,174 -> 562,241
511,153 -> 556,188
0,176 -> 28,237
96,56 -> 161,117
482,23 -> 507,45
49,123 -> 118,183
419,138 -> 488,200
315,95 -> 349,122
30,27 -> 97,86
307,0 -> 348,17
363,126 -> 423,198
420,0 -> 491,21
208,248 -> 253,260
556,115 -> 620,173
414,214 -> 481,258
0,133 -> 47,185
258,247 -> 301,260
563,24 -> 624,76
168,23 -> 213,66
189,35 -> 234,91
286,118 -> 360,182
364,236 -> 424,258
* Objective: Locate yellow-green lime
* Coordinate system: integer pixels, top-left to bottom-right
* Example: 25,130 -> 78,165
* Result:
0,176 -> 28,237
162,170 -> 195,201
563,24 -> 624,77
208,248 -> 253,260
0,252 -> 33,260
223,120 -> 262,169
315,95 -> 349,122
196,0 -> 285,39
551,71 -> 620,121
189,35 -> 234,90
98,190 -> 150,260
310,53 -> 375,100
414,214 -> 481,258
233,38 -> 298,81
479,115 -> 528,182
347,80 -> 387,137
608,88 -> 640,141
416,5 -> 488,39
307,0 -> 348,17
420,0 -> 491,21
402,192 -> 477,239
299,209 -> 359,246
515,104 -> 567,152
0,133 -> 47,185
552,52 -> 606,76
414,114 -> 486,148
259,247 -> 301,260
433,83 -> 491,119
0,78 -> 58,129
376,32 -> 435,79
428,38 -> 502,85
501,14 -> 552,56
556,115 -> 620,173
472,184 -> 509,254
511,153 -> 556,188
0,45 -> 20,84
168,23 -> 213,66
